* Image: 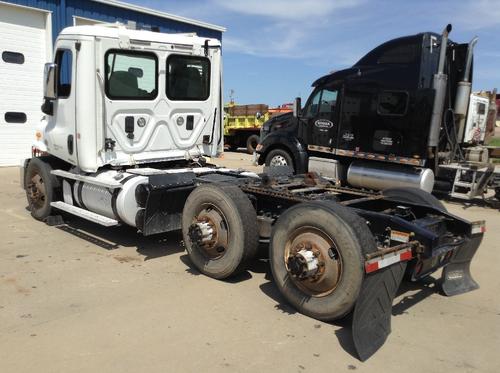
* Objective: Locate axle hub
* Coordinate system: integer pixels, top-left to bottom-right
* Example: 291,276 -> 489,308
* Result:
188,221 -> 215,248
287,249 -> 320,279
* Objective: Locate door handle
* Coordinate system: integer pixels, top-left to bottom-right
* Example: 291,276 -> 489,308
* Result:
186,115 -> 194,130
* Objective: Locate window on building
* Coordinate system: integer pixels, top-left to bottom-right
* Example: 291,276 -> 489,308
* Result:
166,55 -> 210,101
105,50 -> 158,100
55,49 -> 73,98
4,112 -> 27,123
377,91 -> 409,116
2,51 -> 24,64
477,102 -> 486,115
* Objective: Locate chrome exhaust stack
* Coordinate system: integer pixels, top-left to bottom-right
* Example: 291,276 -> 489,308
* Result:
427,24 -> 452,147
454,36 -> 478,143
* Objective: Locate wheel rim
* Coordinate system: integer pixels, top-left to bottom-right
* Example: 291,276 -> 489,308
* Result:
27,172 -> 46,210
188,203 -> 229,259
284,226 -> 342,297
270,154 -> 288,167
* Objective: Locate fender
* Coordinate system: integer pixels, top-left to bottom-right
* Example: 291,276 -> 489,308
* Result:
257,132 -> 309,174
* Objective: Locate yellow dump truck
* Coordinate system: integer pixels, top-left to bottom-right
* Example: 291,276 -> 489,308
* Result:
224,103 -> 269,153
224,103 -> 292,153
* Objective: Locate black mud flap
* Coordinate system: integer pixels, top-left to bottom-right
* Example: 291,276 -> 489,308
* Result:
352,261 -> 407,361
441,234 -> 482,296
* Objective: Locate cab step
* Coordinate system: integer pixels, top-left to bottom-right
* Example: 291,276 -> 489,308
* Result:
50,201 -> 119,227
51,170 -> 123,189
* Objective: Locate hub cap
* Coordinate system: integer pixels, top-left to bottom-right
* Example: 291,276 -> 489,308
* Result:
284,226 -> 342,297
188,204 -> 229,259
270,155 -> 289,167
27,173 -> 46,210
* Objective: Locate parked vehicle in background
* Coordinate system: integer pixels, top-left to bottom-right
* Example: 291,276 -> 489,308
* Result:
257,25 -> 500,202
224,102 -> 292,153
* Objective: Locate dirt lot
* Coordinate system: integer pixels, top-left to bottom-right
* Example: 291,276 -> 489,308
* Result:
0,152 -> 499,373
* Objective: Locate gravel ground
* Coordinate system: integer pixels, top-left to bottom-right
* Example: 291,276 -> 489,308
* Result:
0,153 -> 499,373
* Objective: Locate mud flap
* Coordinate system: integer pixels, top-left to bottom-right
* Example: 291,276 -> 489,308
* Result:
352,261 -> 407,361
441,234 -> 482,296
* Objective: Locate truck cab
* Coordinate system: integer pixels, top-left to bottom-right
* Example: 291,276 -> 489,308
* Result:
37,24 -> 223,173
257,27 -> 498,199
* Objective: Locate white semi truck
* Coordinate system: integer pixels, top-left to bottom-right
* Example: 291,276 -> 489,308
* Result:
21,24 -> 485,360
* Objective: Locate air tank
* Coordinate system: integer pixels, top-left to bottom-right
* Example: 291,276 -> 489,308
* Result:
347,161 -> 435,193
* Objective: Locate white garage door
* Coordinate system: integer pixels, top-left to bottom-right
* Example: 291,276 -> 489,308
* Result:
0,3 -> 50,166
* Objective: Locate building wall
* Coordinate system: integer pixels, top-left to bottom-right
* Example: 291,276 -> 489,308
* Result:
4,0 -> 222,43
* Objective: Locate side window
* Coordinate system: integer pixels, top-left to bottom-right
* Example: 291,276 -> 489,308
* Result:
303,90 -> 322,117
55,49 -> 72,98
477,103 -> 486,115
318,88 -> 338,115
105,50 -> 158,100
377,43 -> 419,64
166,55 -> 210,101
377,91 -> 408,116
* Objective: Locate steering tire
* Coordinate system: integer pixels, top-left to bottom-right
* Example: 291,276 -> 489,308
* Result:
246,134 -> 260,154
264,149 -> 295,173
25,157 -> 60,221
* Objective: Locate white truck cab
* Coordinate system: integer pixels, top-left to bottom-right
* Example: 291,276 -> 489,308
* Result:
39,24 -> 223,172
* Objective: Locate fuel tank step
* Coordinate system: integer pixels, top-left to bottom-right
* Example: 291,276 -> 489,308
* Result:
51,170 -> 123,189
50,201 -> 119,227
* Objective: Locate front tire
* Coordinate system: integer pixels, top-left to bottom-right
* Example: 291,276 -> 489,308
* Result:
25,157 -> 59,221
246,134 -> 260,154
182,184 -> 259,279
269,201 -> 376,321
264,149 -> 295,172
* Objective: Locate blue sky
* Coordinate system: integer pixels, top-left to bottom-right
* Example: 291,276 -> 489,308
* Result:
130,0 -> 500,106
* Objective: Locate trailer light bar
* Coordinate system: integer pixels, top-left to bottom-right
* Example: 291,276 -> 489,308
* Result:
364,247 -> 413,274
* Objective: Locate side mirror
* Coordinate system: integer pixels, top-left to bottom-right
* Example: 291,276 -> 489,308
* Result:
293,97 -> 301,118
43,63 -> 57,100
256,112 -> 262,119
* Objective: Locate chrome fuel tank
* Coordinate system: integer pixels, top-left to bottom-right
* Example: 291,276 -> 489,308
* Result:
347,161 -> 435,192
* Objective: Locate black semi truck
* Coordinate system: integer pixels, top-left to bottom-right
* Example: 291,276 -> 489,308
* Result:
256,25 -> 499,201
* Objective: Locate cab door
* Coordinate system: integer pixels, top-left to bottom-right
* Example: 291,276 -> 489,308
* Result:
45,42 -> 77,164
303,86 -> 339,148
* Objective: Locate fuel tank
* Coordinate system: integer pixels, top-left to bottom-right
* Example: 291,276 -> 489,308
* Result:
347,161 -> 435,193
62,170 -> 148,226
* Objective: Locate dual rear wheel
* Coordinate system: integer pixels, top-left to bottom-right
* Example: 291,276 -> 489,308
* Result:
182,184 -> 375,321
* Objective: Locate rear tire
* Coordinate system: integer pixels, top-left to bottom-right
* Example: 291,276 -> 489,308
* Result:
246,134 -> 260,154
182,184 -> 259,279
25,157 -> 60,221
383,187 -> 446,281
269,201 -> 376,321
264,149 -> 295,173
382,187 -> 446,211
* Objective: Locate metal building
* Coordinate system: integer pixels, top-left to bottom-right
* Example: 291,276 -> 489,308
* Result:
0,0 -> 225,166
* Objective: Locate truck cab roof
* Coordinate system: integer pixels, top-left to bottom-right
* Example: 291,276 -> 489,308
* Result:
312,32 -> 443,88
59,24 -> 221,47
